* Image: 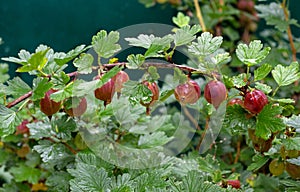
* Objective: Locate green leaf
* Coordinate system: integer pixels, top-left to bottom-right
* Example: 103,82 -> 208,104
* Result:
256,3 -> 299,32
171,170 -> 222,192
46,172 -> 72,192
10,164 -> 41,184
172,12 -> 190,28
68,159 -> 111,192
111,97 -> 144,128
32,77 -> 53,101
232,73 -> 247,88
236,40 -> 271,66
73,53 -> 94,74
284,114 -> 300,129
16,48 -> 50,72
283,137 -> 300,151
125,34 -> 156,49
272,62 -> 300,87
255,82 -> 272,94
253,174 -> 279,191
54,44 -> 88,66
173,67 -> 188,84
122,80 -> 153,105
1,50 -> 29,65
212,52 -> 231,65
127,54 -> 145,69
247,154 -> 270,171
33,140 -> 73,165
256,104 -> 285,140
5,77 -> 31,97
223,105 -> 256,134
27,121 -> 52,139
0,105 -> 18,137
50,84 -> 73,102
144,35 -> 173,58
0,166 -> 13,184
254,63 -> 272,81
280,179 -> 300,191
174,27 -> 196,46
92,30 -> 121,58
51,71 -> 70,89
138,132 -> 172,148
51,115 -> 76,141
187,32 -> 223,56
148,66 -> 160,81
271,98 -> 295,104
0,63 -> 9,83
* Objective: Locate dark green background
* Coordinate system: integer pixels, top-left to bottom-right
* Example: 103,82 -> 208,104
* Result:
0,0 -> 176,80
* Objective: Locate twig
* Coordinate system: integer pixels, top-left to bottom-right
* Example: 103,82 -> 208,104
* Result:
193,0 -> 206,31
232,139 -> 241,172
6,62 -> 215,109
196,117 -> 209,151
282,0 -> 297,62
6,91 -> 33,108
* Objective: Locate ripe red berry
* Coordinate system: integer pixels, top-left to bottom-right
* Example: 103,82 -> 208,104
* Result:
65,97 -> 87,117
140,81 -> 159,107
94,75 -> 115,105
40,89 -> 62,116
114,71 -> 129,93
174,80 -> 201,104
204,80 -> 227,109
15,120 -> 30,135
227,180 -> 241,189
244,89 -> 268,114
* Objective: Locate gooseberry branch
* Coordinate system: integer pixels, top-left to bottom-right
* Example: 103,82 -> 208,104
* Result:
5,62 -> 217,109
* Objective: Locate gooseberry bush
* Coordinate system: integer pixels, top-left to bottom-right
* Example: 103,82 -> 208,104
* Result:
0,1 -> 300,191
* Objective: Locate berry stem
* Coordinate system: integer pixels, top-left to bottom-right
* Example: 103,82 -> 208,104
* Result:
5,62 -> 215,109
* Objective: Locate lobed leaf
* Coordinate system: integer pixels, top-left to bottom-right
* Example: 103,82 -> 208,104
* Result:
256,104 -> 285,140
5,77 -> 31,97
283,137 -> 300,151
0,105 -> 18,137
187,32 -> 223,56
271,61 -> 300,87
236,40 -> 271,66
92,30 -> 121,58
127,54 -> 145,69
32,77 -> 53,101
54,44 -> 88,66
10,164 -> 41,184
73,53 -> 94,74
172,12 -> 190,28
254,63 -> 272,81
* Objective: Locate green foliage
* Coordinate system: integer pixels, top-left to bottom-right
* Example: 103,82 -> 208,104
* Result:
254,63 -> 272,81
188,32 -> 223,56
272,61 -> 300,87
10,164 -> 41,184
256,2 -> 299,32
73,53 -> 94,74
256,104 -> 285,140
0,105 -> 18,137
92,30 -> 121,58
172,12 -> 190,28
236,40 -> 271,67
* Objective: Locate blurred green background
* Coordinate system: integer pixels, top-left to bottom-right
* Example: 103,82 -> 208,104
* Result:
0,0 -> 176,81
